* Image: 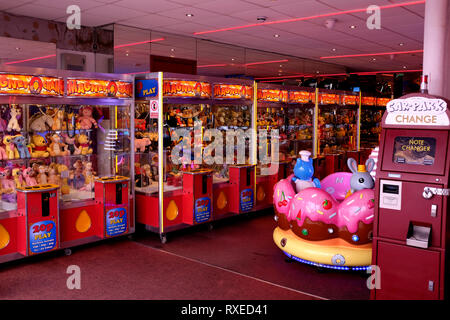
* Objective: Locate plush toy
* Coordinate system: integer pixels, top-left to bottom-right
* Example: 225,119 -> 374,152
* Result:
51,109 -> 65,131
0,145 -> 7,160
12,168 -> 24,189
346,158 -> 376,197
22,167 -> 37,186
0,116 -> 6,131
30,135 -> 50,158
47,133 -> 69,157
61,133 -> 80,155
56,164 -> 70,195
3,135 -> 19,159
37,165 -> 48,185
12,135 -> 30,159
29,111 -> 53,132
70,160 -> 85,189
76,106 -> 97,130
76,134 -> 93,155
135,137 -> 151,152
0,168 -> 16,203
7,105 -> 21,132
47,164 -> 60,185
80,161 -> 95,191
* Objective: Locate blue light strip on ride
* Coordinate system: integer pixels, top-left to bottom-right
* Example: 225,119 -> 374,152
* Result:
283,251 -> 370,271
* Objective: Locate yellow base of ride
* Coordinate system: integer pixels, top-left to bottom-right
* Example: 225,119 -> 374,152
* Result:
273,227 -> 372,268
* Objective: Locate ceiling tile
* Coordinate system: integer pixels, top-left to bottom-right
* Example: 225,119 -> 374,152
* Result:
119,14 -> 183,29
193,0 -> 262,15
114,0 -> 183,14
0,0 -> 34,11
6,4 -> 66,20
157,6 -> 222,21
84,4 -> 144,20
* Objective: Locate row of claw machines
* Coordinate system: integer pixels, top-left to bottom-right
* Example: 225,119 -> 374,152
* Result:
0,66 -> 389,263
133,72 -> 390,243
0,65 -> 135,263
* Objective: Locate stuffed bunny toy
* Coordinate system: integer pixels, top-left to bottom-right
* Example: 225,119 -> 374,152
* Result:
347,157 -> 375,195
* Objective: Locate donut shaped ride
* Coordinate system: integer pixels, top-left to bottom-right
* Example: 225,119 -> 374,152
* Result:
273,173 -> 374,271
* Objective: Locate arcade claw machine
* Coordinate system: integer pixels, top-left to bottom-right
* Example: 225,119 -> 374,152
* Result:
0,66 -> 135,264
255,83 -> 288,210
372,93 -> 450,300
318,90 -> 359,177
135,72 -> 256,243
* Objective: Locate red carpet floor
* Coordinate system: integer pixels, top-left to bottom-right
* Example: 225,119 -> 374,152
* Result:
133,210 -> 371,300
0,237 -> 316,300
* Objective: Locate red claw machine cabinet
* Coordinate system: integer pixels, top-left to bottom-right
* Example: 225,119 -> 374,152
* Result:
0,66 -> 135,263
372,93 -> 450,300
134,72 -> 256,242
255,83 -> 288,210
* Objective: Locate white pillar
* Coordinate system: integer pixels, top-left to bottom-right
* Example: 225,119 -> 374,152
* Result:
422,0 -> 450,98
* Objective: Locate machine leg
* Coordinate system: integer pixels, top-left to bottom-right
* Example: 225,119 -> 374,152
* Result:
64,248 -> 72,256
160,233 -> 167,244
208,223 -> 214,231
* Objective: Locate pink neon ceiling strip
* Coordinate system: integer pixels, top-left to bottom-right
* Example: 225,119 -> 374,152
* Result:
114,38 -> 165,49
245,59 -> 288,66
320,50 -> 423,59
4,54 -> 56,65
197,64 -> 228,68
194,0 -> 425,35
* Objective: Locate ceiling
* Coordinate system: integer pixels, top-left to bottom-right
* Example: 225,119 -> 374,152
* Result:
0,0 -> 425,77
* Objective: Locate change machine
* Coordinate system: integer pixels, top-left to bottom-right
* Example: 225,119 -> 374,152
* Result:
372,93 -> 450,300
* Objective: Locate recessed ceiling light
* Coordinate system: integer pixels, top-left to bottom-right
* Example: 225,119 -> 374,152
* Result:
186,13 -> 194,17
15,47 -> 21,50
279,65 -> 283,67
171,48 -> 175,52
274,34 -> 280,38
316,70 -> 320,73
332,48 -> 336,51
403,65 -> 407,69
125,53 -> 129,56
350,25 -> 356,29
399,43 -> 404,46
372,58 -> 376,61
231,58 -> 235,61
170,55 -> 175,57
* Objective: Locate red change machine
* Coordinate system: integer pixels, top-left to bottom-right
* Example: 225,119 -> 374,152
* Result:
372,93 -> 450,300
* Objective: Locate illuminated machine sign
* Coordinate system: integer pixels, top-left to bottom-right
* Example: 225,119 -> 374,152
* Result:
136,79 -> 158,98
342,95 -> 358,105
0,73 -> 64,96
386,97 -> 449,126
213,84 -> 253,100
362,96 -> 376,106
377,97 -> 391,107
289,91 -> 311,103
320,93 -> 339,105
257,89 -> 288,103
67,79 -> 133,98
163,80 -> 211,98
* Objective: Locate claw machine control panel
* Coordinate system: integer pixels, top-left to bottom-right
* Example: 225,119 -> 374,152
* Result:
372,93 -> 450,300
229,165 -> 255,214
182,169 -> 213,225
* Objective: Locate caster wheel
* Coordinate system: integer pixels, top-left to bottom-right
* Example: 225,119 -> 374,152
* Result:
284,257 -> 293,263
316,267 -> 327,273
64,248 -> 72,256
208,223 -> 214,231
160,234 -> 167,244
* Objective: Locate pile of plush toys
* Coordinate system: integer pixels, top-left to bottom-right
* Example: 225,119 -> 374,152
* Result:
166,105 -> 211,128
214,106 -> 250,128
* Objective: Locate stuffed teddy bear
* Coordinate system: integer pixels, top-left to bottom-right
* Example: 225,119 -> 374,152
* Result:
76,134 -> 93,155
30,135 -> 50,158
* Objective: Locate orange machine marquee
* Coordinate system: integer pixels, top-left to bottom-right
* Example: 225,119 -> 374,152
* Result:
66,79 -> 133,98
163,80 -> 212,99
0,73 -> 64,96
257,89 -> 288,103
289,91 -> 311,103
362,96 -> 376,106
213,84 -> 253,100
376,97 -> 391,107
342,94 -> 358,105
319,93 -> 339,105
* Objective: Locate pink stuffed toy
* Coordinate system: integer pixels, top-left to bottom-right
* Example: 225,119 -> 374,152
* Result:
76,106 -> 97,130
135,137 -> 151,152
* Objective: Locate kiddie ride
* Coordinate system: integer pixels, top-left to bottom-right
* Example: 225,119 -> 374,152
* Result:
273,150 -> 375,271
